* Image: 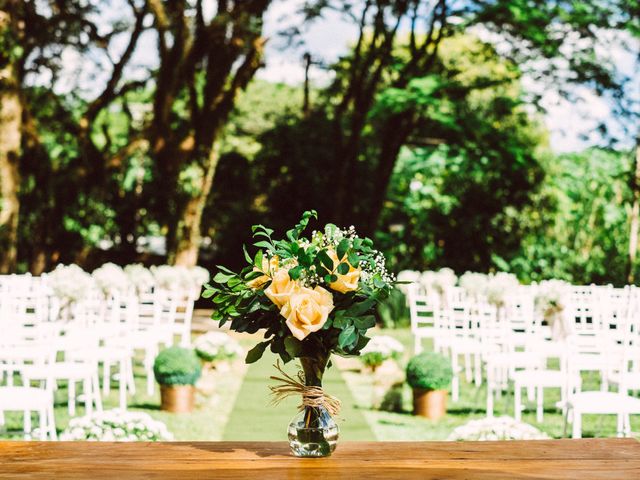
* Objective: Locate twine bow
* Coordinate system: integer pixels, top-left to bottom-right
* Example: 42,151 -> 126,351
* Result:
269,361 -> 342,416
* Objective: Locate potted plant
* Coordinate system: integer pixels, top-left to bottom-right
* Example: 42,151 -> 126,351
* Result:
153,347 -> 201,413
406,351 -> 453,420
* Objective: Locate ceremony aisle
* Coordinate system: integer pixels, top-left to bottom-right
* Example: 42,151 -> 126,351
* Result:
222,353 -> 374,441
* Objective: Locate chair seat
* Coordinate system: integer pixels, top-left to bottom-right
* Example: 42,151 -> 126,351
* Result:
567,391 -> 640,414
486,351 -> 542,369
20,362 -> 95,380
607,372 -> 640,389
512,370 -> 577,387
68,346 -> 130,362
0,387 -> 52,411
449,338 -> 483,354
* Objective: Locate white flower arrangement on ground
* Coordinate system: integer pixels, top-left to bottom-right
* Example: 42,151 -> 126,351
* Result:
194,331 -> 244,363
60,410 -> 173,441
447,416 -> 549,441
124,264 -> 155,293
92,263 -> 130,296
359,335 -> 405,369
46,264 -> 95,305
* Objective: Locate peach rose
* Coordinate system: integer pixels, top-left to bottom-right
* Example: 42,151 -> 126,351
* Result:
327,249 -> 361,294
264,268 -> 298,308
247,255 -> 279,289
280,286 -> 334,340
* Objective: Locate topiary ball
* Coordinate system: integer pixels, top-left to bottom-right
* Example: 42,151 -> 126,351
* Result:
153,346 -> 202,386
406,351 -> 453,390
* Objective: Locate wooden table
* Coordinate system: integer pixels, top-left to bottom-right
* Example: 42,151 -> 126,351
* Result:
1,439 -> 639,479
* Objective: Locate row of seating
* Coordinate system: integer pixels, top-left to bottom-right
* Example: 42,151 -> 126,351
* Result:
0,273 -> 202,439
409,283 -> 640,438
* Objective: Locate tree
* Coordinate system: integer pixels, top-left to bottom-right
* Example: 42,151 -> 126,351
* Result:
146,0 -> 271,266
301,0 -> 638,234
0,2 -> 22,272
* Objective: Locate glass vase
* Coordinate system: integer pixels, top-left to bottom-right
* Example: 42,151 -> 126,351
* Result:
287,355 -> 339,457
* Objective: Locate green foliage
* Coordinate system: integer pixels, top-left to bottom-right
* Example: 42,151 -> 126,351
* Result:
203,211 -> 393,365
406,352 -> 453,391
153,347 -> 202,386
504,148 -> 635,285
377,287 -> 410,329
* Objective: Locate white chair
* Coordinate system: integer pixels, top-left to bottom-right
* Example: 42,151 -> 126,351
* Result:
564,318 -> 640,438
0,386 -> 57,440
409,284 -> 442,355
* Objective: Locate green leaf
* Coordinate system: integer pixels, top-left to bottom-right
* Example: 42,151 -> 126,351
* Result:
325,274 -> 338,284
243,245 -> 253,264
202,289 -> 215,299
288,265 -> 304,280
347,251 -> 360,267
354,315 -> 376,330
347,297 -> 377,316
338,325 -> 357,349
337,238 -> 350,260
254,240 -> 274,252
246,341 -> 269,364
284,337 -> 303,357
254,249 -> 263,269
214,272 -> 234,283
317,250 -> 334,272
337,262 -> 350,275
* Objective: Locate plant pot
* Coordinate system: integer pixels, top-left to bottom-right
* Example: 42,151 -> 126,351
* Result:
160,384 -> 195,413
412,388 -> 447,420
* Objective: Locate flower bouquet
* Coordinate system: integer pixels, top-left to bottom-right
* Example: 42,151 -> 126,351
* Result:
203,211 -> 393,457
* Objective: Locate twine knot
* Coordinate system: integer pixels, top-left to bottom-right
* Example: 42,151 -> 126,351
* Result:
269,361 -> 341,416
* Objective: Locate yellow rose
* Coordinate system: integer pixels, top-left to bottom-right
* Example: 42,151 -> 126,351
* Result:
281,286 -> 334,340
247,255 -> 279,289
327,249 -> 361,294
264,268 -> 298,308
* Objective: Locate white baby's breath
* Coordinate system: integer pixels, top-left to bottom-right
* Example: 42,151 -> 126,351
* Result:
60,410 -> 173,441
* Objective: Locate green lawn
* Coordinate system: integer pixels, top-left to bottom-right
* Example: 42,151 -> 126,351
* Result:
1,328 -> 638,441
223,351 -> 373,441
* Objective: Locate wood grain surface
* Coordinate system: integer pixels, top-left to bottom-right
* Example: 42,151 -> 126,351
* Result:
1,439 -> 639,479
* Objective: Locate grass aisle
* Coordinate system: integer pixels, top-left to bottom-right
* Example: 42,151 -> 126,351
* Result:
222,352 -> 374,441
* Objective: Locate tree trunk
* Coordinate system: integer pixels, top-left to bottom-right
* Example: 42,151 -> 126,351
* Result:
170,142 -> 220,267
628,136 -> 640,284
0,8 -> 22,273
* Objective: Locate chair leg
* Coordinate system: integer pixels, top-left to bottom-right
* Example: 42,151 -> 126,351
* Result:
119,359 -> 127,410
38,408 -> 46,440
486,383 -> 494,417
83,378 -> 92,416
24,410 -> 31,439
452,375 -> 459,402
616,413 -> 625,437
464,353 -> 472,382
103,361 -> 111,396
414,336 -> 422,355
572,411 -> 582,439
536,385 -> 544,423
127,358 -> 136,395
474,353 -> 482,387
93,372 -> 103,412
68,380 -> 76,416
514,383 -> 522,421
48,404 -> 57,440
146,348 -> 156,396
